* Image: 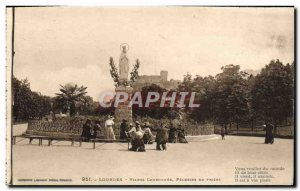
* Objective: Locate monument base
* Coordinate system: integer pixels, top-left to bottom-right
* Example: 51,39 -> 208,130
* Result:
114,86 -> 133,123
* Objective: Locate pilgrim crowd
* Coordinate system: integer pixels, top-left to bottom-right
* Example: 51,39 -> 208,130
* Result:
81,116 -> 275,152
81,116 -> 188,152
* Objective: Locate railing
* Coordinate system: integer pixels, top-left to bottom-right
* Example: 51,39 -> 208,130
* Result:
214,125 -> 294,138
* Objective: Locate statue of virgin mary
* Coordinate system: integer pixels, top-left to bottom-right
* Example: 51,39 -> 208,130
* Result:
119,45 -> 129,80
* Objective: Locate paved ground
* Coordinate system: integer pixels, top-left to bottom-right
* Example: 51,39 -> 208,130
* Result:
10,124 -> 294,185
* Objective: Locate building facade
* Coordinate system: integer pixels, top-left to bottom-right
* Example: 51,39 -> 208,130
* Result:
132,70 -> 181,91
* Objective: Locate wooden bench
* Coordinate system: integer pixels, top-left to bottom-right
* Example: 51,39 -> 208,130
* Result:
46,137 -> 83,146
12,135 -> 83,147
90,138 -> 130,150
13,135 -> 130,149
12,135 -> 48,146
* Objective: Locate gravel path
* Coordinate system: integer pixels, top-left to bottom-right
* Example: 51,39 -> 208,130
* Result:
11,124 -> 294,185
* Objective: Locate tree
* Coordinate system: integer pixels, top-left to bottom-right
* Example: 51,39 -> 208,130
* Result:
109,57 -> 120,87
132,84 -> 178,119
55,83 -> 88,117
29,92 -> 52,119
188,75 -> 216,123
250,59 -> 294,126
213,65 -> 249,130
76,95 -> 99,115
96,103 -> 115,116
13,76 -> 52,121
178,72 -> 193,92
13,76 -> 32,120
129,59 -> 140,86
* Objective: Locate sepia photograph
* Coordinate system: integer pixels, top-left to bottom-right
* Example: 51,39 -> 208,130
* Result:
6,6 -> 294,186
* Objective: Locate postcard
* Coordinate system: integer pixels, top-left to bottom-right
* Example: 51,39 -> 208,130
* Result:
6,6 -> 295,186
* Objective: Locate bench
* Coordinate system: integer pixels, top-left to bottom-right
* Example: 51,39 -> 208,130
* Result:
12,134 -> 83,147
46,137 -> 83,146
13,134 -> 130,149
12,135 -> 48,146
90,138 -> 130,150
13,119 -> 133,148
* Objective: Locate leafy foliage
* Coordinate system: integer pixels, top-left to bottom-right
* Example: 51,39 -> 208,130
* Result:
55,83 -> 88,117
109,57 -> 120,87
178,60 -> 294,129
250,59 -> 294,125
129,59 -> 140,86
12,76 -> 52,121
213,65 -> 249,126
132,84 -> 179,119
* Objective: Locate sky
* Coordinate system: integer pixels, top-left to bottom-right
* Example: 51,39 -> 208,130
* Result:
9,7 -> 294,100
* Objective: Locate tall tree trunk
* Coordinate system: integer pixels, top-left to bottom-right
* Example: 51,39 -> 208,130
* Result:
70,102 -> 76,117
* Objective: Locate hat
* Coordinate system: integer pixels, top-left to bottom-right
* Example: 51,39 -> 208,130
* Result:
135,121 -> 140,125
144,122 -> 150,127
129,123 -> 133,126
122,119 -> 127,122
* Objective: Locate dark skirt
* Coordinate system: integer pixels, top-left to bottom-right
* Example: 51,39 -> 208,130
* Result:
168,129 -> 177,143
143,134 -> 153,144
178,131 -> 188,143
131,138 -> 145,152
81,127 -> 91,141
265,133 -> 274,144
156,128 -> 168,144
120,130 -> 128,140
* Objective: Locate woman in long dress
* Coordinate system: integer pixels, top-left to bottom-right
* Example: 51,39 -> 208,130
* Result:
81,119 -> 92,142
119,119 -> 129,140
168,123 -> 177,143
264,123 -> 274,144
104,116 -> 116,140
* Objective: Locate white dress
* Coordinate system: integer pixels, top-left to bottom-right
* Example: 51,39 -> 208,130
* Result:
104,119 -> 116,140
128,127 -> 137,139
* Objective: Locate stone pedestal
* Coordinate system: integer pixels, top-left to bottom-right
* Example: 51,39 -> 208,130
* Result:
114,86 -> 133,123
